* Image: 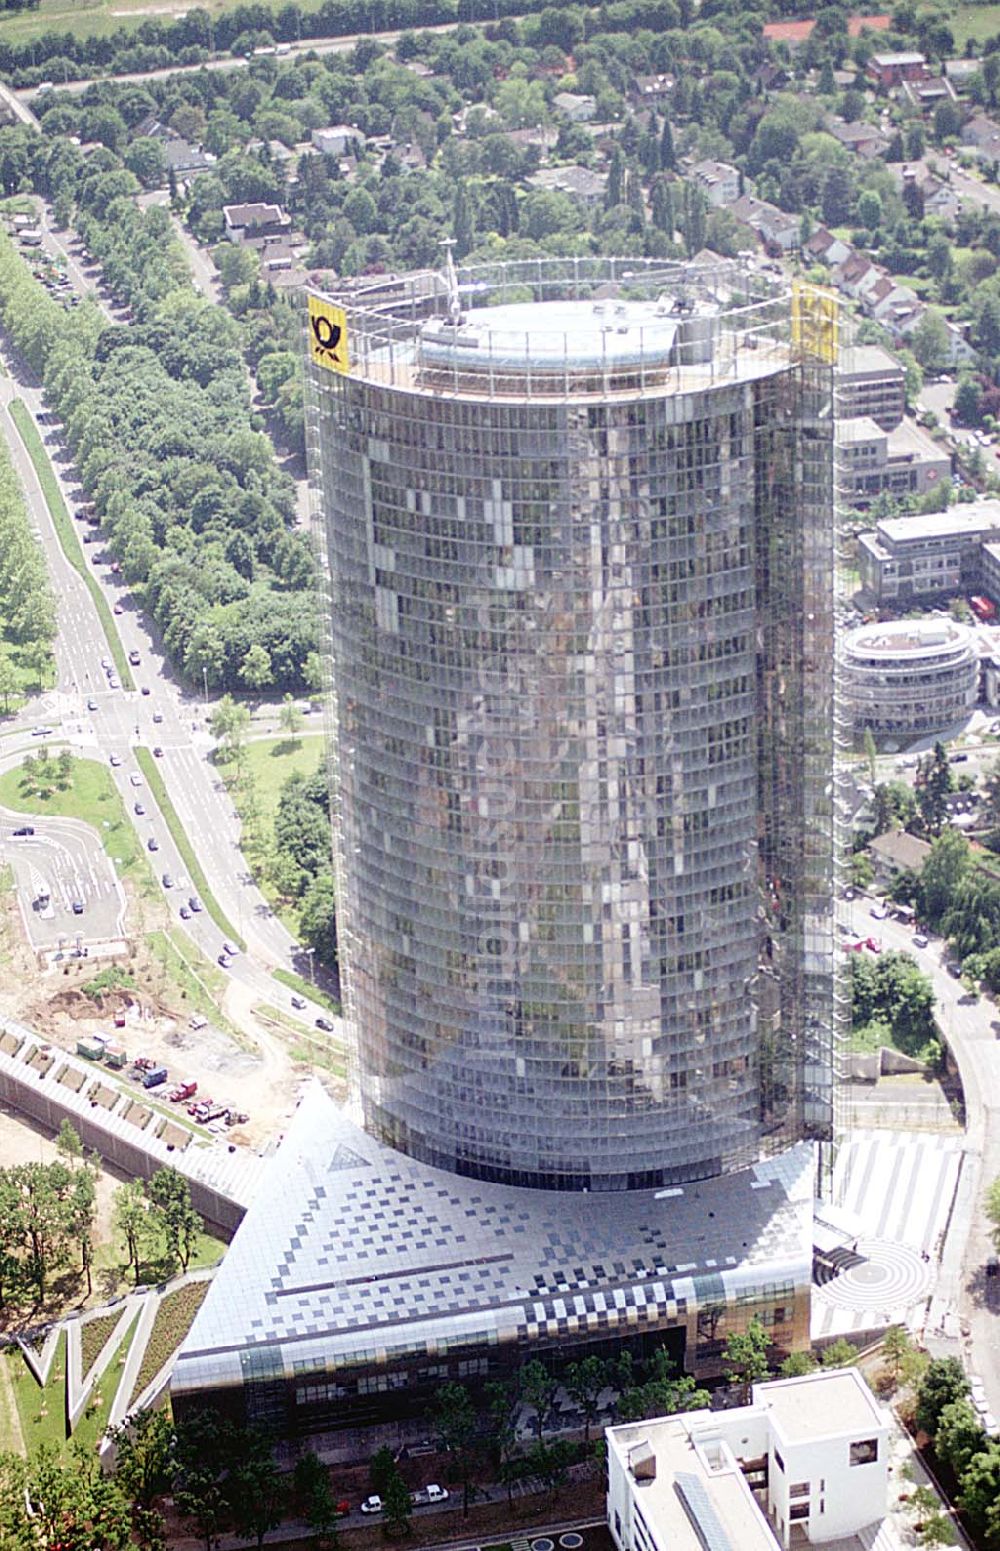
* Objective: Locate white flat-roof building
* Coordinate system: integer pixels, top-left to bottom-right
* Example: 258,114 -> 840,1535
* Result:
837,344 -> 905,430
857,498 -> 1000,603
607,1369 -> 890,1551
837,416 -> 950,503
840,616 -> 980,736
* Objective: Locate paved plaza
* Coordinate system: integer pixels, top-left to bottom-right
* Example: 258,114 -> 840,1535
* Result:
812,1130 -> 966,1339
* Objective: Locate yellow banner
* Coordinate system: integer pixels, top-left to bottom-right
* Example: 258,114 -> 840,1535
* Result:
792,281 -> 838,365
308,295 -> 350,374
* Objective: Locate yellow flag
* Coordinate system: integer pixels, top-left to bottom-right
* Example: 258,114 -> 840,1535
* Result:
308,295 -> 350,374
792,281 -> 838,365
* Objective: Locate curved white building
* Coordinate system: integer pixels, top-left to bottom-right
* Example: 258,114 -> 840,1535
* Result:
842,617 -> 979,737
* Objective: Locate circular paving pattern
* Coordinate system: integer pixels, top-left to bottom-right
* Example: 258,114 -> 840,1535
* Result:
532,1538 -> 555,1551
559,1535 -> 584,1548
814,1237 -> 933,1312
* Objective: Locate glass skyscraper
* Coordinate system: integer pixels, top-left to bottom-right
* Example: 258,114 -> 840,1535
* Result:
308,258 -> 836,1192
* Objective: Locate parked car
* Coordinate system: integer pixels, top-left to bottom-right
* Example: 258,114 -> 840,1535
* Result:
71,900 -> 84,915
169,1081 -> 197,1103
914,934 -> 929,949
869,904 -> 888,920
291,995 -> 307,1010
128,650 -> 141,666
360,1498 -> 383,1516
189,896 -> 203,912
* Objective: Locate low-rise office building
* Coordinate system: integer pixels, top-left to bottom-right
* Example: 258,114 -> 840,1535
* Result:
607,1367 -> 890,1551
857,500 -> 1000,603
171,1083 -> 816,1442
837,417 -> 950,503
836,345 -> 905,429
840,616 -> 980,737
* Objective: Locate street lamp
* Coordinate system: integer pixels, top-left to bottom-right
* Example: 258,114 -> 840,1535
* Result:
305,946 -> 315,985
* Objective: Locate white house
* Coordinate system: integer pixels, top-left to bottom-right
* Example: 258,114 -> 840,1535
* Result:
553,91 -> 597,122
689,158 -> 740,207
311,123 -> 366,158
607,1368 -> 890,1551
805,227 -> 852,267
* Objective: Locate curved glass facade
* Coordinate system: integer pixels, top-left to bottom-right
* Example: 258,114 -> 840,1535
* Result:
309,260 -> 836,1190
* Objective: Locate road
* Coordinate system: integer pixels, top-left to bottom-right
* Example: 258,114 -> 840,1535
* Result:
845,898 -> 1000,1413
0,794 -> 125,949
137,190 -> 220,304
0,310 -> 339,1039
15,15 -> 487,98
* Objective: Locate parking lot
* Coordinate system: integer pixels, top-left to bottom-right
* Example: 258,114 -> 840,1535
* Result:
1,813 -> 125,949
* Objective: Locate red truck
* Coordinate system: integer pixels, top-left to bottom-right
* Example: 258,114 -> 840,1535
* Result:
169,1080 -> 197,1103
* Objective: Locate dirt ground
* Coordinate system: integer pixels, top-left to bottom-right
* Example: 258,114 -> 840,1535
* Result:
0,890 -> 314,1151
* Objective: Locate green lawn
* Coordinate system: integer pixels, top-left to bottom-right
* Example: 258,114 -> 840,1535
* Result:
134,747 -> 244,949
8,400 -> 133,691
6,1334 -> 67,1456
0,755 -> 157,896
950,3 -> 1000,46
272,965 -> 340,1015
220,733 -> 324,824
0,0 -> 396,46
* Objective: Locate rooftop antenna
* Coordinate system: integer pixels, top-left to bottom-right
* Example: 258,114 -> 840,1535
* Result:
440,236 -> 463,327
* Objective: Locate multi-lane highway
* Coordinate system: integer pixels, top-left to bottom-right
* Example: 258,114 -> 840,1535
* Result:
0,212 -> 340,1037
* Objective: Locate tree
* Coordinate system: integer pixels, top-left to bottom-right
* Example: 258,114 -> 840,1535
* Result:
146,1167 -> 201,1272
723,1316 -> 769,1402
210,694 -> 251,755
958,1440 -> 1000,1539
12,1161 -> 72,1297
916,743 -> 956,837
370,1446 -> 397,1498
0,651 -> 17,713
821,1337 -> 858,1367
230,1448 -> 285,1549
382,1470 -> 412,1537
918,1512 -> 956,1546
779,1349 -> 818,1378
660,118 -> 676,170
857,188 -> 882,231
920,828 -> 970,925
433,1381 -> 477,1515
916,1356 -> 968,1437
69,1167 -> 96,1296
936,1397 -> 986,1478
293,1452 -> 340,1544
107,1408 -> 175,1509
565,1354 -> 608,1442
240,641 -> 273,690
863,727 -> 878,785
113,1179 -> 153,1285
954,376 -> 983,428
985,1175 -> 1000,1252
909,308 -> 951,373
56,1118 -> 83,1167
521,1359 -> 559,1443
279,692 -> 302,738
881,1324 -> 915,1386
